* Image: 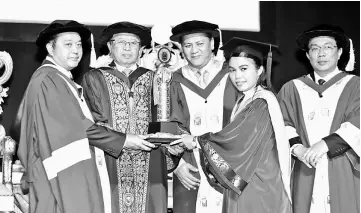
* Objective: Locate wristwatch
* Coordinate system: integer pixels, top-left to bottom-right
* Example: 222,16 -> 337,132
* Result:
192,136 -> 197,149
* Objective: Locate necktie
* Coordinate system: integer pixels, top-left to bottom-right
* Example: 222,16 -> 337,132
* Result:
195,70 -> 209,87
195,70 -> 202,86
318,79 -> 326,85
203,70 -> 209,87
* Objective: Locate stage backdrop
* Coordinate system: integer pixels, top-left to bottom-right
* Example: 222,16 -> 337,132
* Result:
0,1 -> 359,136
0,0 -> 260,31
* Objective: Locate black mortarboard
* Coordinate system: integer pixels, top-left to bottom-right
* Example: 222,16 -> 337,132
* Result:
170,20 -> 219,42
296,24 -> 349,51
296,24 -> 354,71
100,21 -> 151,46
36,20 -> 91,47
221,37 -> 279,92
220,37 -> 278,61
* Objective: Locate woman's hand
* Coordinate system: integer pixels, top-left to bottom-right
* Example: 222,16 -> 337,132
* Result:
170,134 -> 196,150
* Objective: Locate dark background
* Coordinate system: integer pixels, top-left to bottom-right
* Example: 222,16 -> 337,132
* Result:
0,1 -> 359,135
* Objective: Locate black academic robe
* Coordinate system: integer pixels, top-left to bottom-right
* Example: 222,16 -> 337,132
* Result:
13,59 -> 127,213
81,64 -> 177,213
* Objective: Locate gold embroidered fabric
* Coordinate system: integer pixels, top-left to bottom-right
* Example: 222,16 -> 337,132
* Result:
101,70 -> 153,213
200,138 -> 245,191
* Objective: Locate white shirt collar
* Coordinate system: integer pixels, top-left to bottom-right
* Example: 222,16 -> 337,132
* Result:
182,57 -> 223,88
46,56 -> 74,80
314,67 -> 341,83
115,62 -> 138,75
183,57 -> 214,74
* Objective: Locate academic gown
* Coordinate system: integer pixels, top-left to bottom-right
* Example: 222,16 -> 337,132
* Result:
169,62 -> 238,213
13,59 -> 127,213
81,64 -> 178,213
197,89 -> 292,213
278,72 -> 360,213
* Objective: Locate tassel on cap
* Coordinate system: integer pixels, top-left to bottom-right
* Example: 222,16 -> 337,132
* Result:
345,38 -> 355,72
152,40 -> 156,53
266,44 -> 275,93
219,37 -> 278,93
215,27 -> 225,63
90,33 -> 97,68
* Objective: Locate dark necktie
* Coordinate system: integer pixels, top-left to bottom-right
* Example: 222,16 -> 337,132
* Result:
318,79 -> 326,85
317,79 -> 326,98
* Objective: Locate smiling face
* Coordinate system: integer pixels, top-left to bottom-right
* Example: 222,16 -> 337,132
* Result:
107,33 -> 142,67
229,56 -> 263,92
181,33 -> 214,70
306,36 -> 342,76
46,32 -> 83,71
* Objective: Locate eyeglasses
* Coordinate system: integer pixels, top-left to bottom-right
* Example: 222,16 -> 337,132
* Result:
110,40 -> 140,48
309,45 -> 337,54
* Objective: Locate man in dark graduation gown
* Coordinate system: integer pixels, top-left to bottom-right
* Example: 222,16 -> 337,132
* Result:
278,24 -> 360,213
81,22 -> 178,213
12,20 -> 152,213
168,20 -> 238,213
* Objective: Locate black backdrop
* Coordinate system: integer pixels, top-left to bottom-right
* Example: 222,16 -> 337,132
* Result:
0,1 -> 359,135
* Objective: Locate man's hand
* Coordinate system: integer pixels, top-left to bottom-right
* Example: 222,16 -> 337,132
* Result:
124,134 -> 155,151
174,163 -> 200,190
303,140 -> 329,167
293,145 -> 312,168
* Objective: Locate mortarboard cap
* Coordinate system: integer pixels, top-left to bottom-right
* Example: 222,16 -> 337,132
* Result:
220,37 -> 278,62
221,37 -> 279,92
296,24 -> 349,51
100,21 -> 151,46
170,20 -> 219,42
36,20 -> 91,47
296,24 -> 354,71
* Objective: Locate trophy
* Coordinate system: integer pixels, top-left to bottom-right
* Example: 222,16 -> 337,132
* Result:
146,24 -> 180,145
147,46 -> 179,145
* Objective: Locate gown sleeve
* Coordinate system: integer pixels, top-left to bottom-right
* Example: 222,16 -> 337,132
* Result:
330,76 -> 360,157
198,99 -> 275,195
81,69 -> 111,124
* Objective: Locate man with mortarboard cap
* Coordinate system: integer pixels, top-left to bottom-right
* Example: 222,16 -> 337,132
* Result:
13,20 -> 152,213
172,37 -> 292,213
278,24 -> 360,213
81,21 -> 179,213
168,20 -> 238,213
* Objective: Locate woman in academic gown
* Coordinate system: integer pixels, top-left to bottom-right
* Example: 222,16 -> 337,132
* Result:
172,37 -> 292,213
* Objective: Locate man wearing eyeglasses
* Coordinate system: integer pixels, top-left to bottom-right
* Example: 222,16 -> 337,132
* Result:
81,22 -> 178,213
278,24 -> 360,213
